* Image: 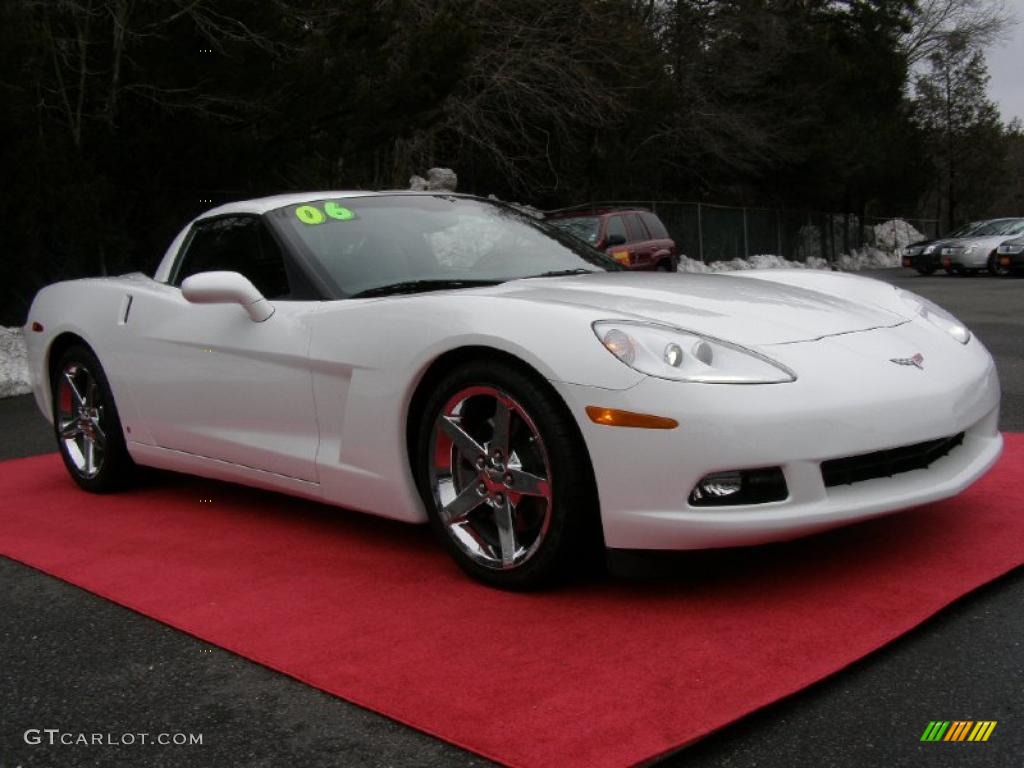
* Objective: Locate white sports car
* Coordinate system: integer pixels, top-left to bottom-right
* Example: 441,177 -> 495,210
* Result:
25,192 -> 1003,588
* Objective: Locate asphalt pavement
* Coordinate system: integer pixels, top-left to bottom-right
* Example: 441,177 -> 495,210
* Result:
1,268 -> 1021,768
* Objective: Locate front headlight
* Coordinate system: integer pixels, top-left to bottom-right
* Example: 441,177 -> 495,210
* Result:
592,321 -> 796,383
896,289 -> 971,344
998,243 -> 1024,255
923,244 -> 936,254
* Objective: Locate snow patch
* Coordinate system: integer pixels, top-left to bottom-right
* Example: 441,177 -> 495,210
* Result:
678,246 -> 899,273
409,167 -> 458,192
1,326 -> 31,398
873,219 -> 925,252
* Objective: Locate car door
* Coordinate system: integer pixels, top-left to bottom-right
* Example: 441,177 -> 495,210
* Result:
118,215 -> 321,482
624,213 -> 655,268
639,211 -> 677,267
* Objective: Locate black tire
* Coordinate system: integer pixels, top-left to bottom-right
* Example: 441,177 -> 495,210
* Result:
987,252 -> 1008,276
414,358 -> 599,589
656,260 -> 673,272
51,343 -> 136,492
915,266 -> 936,276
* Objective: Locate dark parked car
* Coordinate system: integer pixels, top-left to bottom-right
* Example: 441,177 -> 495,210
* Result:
901,221 -> 984,275
547,208 -> 679,271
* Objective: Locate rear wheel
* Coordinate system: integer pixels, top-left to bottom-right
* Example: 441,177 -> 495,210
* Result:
415,359 -> 598,589
656,260 -> 673,272
52,344 -> 135,492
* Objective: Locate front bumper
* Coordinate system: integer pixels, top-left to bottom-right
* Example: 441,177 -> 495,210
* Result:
940,249 -> 987,270
902,252 -> 940,271
553,324 -> 1002,550
998,252 -> 1024,270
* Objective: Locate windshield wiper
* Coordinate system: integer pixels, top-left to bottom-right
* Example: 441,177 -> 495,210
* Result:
525,269 -> 598,278
351,279 -> 503,299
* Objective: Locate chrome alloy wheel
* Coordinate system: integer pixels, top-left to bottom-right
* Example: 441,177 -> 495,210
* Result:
429,385 -> 553,570
56,362 -> 106,479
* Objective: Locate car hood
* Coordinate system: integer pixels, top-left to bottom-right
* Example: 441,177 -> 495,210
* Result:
486,272 -> 908,345
949,235 -> 1015,250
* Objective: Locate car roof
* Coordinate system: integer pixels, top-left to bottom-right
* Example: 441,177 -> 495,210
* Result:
196,190 -> 477,217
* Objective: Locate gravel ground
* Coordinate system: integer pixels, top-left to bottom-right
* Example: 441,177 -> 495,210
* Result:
1,268 -> 1021,767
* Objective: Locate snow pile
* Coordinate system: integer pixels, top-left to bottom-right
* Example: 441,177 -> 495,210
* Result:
678,246 -> 899,273
0,326 -> 32,398
409,167 -> 458,192
873,219 -> 924,252
835,246 -> 902,270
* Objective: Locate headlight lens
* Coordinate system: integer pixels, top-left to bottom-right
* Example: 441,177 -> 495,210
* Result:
592,321 -> 796,383
998,243 -> 1024,255
896,289 -> 971,344
923,244 -> 936,254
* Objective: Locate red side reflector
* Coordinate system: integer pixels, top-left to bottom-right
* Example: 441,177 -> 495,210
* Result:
31,321 -> 44,333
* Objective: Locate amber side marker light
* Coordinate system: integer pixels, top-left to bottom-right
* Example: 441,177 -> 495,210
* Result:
585,406 -> 678,429
31,321 -> 44,332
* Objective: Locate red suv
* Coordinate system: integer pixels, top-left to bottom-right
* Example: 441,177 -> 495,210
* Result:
547,208 -> 679,271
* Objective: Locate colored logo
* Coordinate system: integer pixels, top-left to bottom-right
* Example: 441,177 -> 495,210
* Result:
920,721 -> 997,742
890,352 -> 924,369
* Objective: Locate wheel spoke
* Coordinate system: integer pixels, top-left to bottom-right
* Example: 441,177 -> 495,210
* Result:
440,483 -> 486,524
490,398 -> 512,457
90,415 -> 106,441
59,419 -> 80,439
64,371 -> 86,406
494,497 -> 518,567
85,376 -> 99,408
507,468 -> 550,498
439,416 -> 485,460
84,436 -> 95,475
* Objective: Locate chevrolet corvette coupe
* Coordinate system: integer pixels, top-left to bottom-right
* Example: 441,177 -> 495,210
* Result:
24,192 -> 1003,588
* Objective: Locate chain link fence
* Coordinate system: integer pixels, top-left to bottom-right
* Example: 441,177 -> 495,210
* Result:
546,200 -> 940,264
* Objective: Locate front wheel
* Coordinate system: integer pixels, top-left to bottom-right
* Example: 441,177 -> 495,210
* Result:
415,360 -> 598,589
52,344 -> 136,492
916,266 -> 936,276
987,252 -> 1009,276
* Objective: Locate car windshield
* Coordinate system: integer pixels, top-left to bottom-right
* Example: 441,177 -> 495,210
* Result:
269,195 -> 619,297
972,218 -> 1024,236
947,222 -> 980,238
549,216 -> 602,245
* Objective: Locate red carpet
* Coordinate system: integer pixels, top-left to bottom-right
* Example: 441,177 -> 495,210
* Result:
2,436 -> 1023,768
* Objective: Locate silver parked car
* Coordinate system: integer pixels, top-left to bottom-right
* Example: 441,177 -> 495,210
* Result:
939,218 -> 1024,275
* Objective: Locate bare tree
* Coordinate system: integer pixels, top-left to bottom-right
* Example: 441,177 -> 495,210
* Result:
902,0 -> 1017,65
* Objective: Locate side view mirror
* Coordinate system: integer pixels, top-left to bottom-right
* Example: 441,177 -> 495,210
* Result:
605,233 -> 627,248
181,271 -> 274,322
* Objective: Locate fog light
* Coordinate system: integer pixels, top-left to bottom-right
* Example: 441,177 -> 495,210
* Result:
689,467 -> 788,507
691,471 -> 742,501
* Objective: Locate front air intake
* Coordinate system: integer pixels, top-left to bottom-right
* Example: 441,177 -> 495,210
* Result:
821,433 -> 965,488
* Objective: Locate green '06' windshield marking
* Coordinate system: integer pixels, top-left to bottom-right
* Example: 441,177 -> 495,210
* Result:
324,202 -> 355,220
294,201 -> 357,224
295,205 -> 324,224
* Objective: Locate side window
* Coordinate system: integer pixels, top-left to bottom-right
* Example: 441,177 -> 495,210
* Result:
174,217 -> 291,299
605,215 -> 627,243
625,213 -> 649,240
640,212 -> 669,239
